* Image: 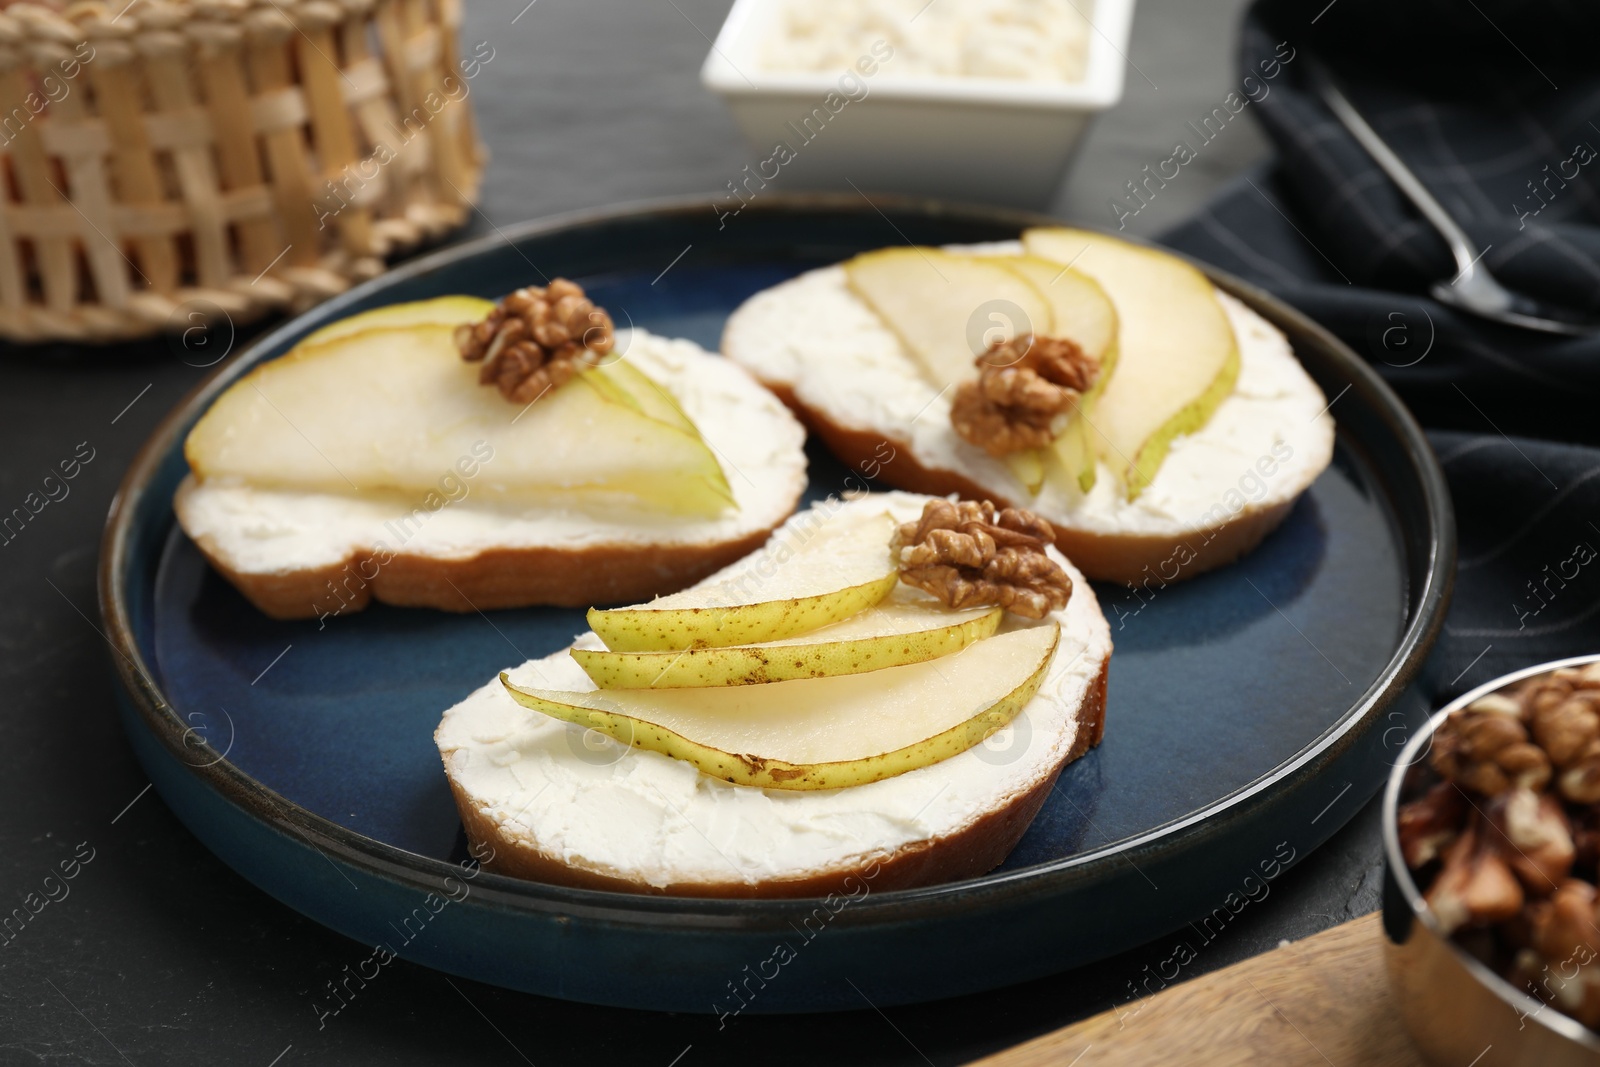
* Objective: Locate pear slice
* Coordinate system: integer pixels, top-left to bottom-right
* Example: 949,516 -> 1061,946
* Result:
186,319 -> 735,517
503,623 -> 1059,790
1004,449 -> 1047,495
300,295 -> 494,349
1023,228 -> 1239,499
996,256 -> 1118,368
999,256 -> 1119,493
844,248 -> 1054,388
588,509 -> 899,652
573,597 -> 1001,689
591,359 -> 698,435
846,249 -> 1120,496
1046,414 -> 1095,494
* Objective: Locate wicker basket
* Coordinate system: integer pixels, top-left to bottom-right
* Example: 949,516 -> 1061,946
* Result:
0,0 -> 486,342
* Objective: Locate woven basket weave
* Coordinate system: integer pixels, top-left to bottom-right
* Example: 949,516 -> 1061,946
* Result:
0,0 -> 485,343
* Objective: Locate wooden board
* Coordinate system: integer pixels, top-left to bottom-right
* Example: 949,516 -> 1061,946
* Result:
970,913 -> 1427,1066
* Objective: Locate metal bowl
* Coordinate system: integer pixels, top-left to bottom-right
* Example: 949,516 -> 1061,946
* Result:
1383,654 -> 1600,1066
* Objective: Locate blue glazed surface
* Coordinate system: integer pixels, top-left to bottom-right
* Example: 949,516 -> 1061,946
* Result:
150,258 -> 1402,879
104,197 -> 1450,1011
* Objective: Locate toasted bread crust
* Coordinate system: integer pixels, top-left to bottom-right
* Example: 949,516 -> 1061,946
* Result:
178,509 -> 790,620
449,655 -> 1109,899
764,381 -> 1299,587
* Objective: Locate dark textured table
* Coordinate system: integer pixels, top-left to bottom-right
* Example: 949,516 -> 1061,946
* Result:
0,2 -> 1398,1063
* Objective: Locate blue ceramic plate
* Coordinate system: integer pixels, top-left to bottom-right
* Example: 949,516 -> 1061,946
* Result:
100,195 -> 1453,1013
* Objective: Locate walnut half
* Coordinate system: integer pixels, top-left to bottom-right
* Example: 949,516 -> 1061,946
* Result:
1397,780 -> 1467,868
1485,786 -> 1575,894
1426,813 -> 1525,934
1430,692 -> 1552,796
950,334 -> 1100,457
457,279 -> 615,404
894,499 -> 1072,620
1526,669 -> 1600,803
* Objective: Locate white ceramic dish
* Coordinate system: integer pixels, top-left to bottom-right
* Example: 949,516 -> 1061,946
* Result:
700,0 -> 1136,210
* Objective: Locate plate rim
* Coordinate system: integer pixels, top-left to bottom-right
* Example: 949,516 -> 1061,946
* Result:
98,191 -> 1456,928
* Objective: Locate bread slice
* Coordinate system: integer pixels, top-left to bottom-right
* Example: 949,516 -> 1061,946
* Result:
175,330 -> 808,619
721,242 -> 1336,585
435,491 -> 1113,898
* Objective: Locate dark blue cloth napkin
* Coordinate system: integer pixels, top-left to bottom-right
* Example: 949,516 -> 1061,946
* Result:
1161,0 -> 1600,697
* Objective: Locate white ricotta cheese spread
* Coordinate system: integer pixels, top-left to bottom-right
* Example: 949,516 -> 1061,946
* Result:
759,0 -> 1094,83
